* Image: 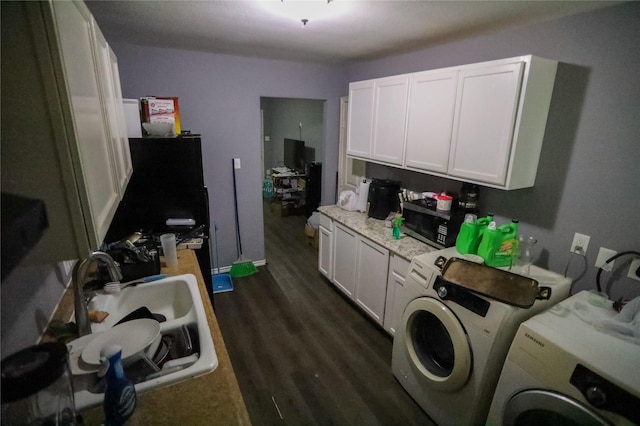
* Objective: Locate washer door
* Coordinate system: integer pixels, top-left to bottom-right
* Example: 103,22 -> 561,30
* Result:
503,390 -> 612,426
403,297 -> 472,392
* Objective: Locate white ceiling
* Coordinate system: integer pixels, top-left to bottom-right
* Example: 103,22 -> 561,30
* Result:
86,0 -> 619,64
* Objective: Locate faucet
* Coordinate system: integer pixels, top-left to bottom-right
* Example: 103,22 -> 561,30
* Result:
72,251 -> 122,336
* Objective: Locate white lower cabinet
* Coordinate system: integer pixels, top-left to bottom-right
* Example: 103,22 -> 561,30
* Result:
383,254 -> 410,336
332,223 -> 358,298
318,215 -> 333,279
320,215 -> 399,328
354,236 -> 389,325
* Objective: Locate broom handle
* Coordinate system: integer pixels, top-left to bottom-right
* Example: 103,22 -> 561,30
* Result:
232,159 -> 243,256
213,220 -> 221,274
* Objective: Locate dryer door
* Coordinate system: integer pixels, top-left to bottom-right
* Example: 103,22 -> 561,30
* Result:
402,297 -> 472,392
503,390 -> 612,425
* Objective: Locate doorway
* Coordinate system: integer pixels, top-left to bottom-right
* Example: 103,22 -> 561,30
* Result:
260,97 -> 325,258
260,97 -> 325,177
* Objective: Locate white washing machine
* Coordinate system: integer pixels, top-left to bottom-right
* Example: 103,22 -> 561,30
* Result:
391,247 -> 572,426
487,291 -> 640,425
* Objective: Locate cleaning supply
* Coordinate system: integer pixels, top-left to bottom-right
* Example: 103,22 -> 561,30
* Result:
473,213 -> 494,253
477,221 -> 501,266
211,220 -> 233,293
392,214 -> 404,240
101,345 -> 136,426
262,179 -> 273,198
229,159 -> 258,278
455,213 -> 479,254
493,219 -> 519,268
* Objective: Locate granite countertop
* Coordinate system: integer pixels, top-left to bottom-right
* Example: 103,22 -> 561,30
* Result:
50,250 -> 251,425
318,204 -> 435,260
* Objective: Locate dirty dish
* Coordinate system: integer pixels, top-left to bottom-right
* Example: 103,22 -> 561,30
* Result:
67,333 -> 102,375
81,319 -> 160,365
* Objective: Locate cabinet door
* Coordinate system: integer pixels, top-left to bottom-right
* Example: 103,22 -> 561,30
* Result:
108,46 -> 133,193
354,236 -> 389,325
347,80 -> 374,159
332,223 -> 358,298
404,70 -> 458,173
318,225 -> 333,279
52,1 -> 120,247
383,254 -> 410,336
338,96 -> 366,193
371,75 -> 409,165
448,62 -> 524,185
92,22 -> 132,196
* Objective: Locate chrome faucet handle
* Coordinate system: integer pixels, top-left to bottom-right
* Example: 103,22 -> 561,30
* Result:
90,251 -> 123,282
73,251 -> 122,336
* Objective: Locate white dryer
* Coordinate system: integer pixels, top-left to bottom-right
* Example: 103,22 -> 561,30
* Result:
487,291 -> 640,425
391,247 -> 572,426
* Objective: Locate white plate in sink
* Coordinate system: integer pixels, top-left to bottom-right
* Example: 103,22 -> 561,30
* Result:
81,319 -> 160,365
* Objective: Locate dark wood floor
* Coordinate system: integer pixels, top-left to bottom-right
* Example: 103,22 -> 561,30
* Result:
214,202 -> 436,425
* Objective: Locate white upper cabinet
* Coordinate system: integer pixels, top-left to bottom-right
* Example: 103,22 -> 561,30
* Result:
92,22 -> 132,196
347,75 -> 409,166
404,69 -> 458,173
347,55 -> 558,190
2,1 -> 128,263
51,0 -> 121,249
109,48 -> 133,193
347,80 -> 375,159
371,75 -> 409,165
448,61 -> 524,186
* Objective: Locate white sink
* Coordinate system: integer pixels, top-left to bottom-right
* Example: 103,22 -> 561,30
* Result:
73,274 -> 218,410
88,277 -> 195,331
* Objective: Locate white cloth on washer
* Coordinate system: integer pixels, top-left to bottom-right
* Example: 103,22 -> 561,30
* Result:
573,297 -> 640,345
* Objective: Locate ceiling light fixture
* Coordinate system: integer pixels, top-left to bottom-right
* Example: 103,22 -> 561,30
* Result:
262,0 -> 348,26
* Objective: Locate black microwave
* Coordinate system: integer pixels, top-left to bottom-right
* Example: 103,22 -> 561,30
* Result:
402,199 -> 465,248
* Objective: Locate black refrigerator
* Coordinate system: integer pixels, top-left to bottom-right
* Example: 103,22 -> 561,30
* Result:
105,135 -> 213,305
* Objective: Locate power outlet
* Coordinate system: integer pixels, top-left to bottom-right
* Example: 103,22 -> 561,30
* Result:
570,233 -> 590,254
595,247 -> 616,271
628,258 -> 640,282
233,158 -> 241,169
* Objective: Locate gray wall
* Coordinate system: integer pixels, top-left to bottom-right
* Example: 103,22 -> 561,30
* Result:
110,44 -> 345,268
347,2 -> 640,300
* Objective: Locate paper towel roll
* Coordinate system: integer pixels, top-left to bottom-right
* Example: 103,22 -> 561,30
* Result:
356,180 -> 370,212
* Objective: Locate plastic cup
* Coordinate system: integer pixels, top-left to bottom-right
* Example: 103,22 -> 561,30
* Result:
513,235 -> 537,275
160,233 -> 178,267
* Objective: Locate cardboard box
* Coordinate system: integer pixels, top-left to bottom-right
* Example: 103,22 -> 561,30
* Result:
305,223 -> 319,249
140,97 -> 181,135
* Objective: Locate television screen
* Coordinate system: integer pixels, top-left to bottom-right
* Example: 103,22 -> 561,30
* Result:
284,138 -> 305,173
